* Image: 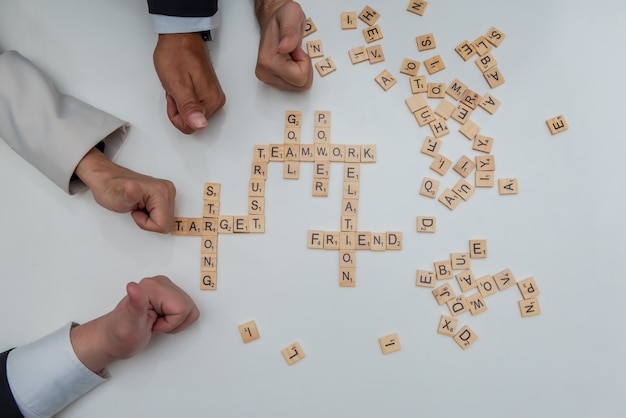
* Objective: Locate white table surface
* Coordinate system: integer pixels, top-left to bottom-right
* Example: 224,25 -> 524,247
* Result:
1,1 -> 625,417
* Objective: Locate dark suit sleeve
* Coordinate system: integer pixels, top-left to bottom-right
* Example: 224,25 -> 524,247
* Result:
1,350 -> 24,418
147,0 -> 218,17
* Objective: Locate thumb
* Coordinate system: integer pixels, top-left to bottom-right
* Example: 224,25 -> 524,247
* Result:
125,282 -> 149,318
277,14 -> 303,54
170,91 -> 208,130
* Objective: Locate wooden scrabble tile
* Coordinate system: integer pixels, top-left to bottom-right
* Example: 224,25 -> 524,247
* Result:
370,233 -> 387,251
324,232 -> 340,250
379,333 -> 402,354
313,161 -> 330,178
203,183 -> 221,201
375,69 -> 397,91
498,178 -> 519,195
282,342 -> 305,365
413,105 -> 436,126
315,57 -> 337,77
478,93 -> 501,114
472,135 -> 494,153
312,179 -> 329,197
446,79 -> 468,101
475,170 -> 494,187
359,5 -> 380,26
248,197 -> 264,215
459,119 -> 480,140
341,11 -> 358,29
438,188 -> 461,210
285,110 -> 302,127
217,216 -> 233,234
453,155 -> 476,178
427,83 -> 446,99
430,154 -> 452,176
340,232 -> 356,250
472,36 -> 492,56
493,268 -> 516,290
314,144 -> 330,160
361,145 -> 377,162
434,99 -> 456,119
171,217 -> 188,235
429,119 -> 450,138
304,18 -> 317,37
475,52 -> 497,73
299,145 -> 314,162
202,218 -> 218,235
416,216 -> 436,233
306,39 -> 324,58
447,295 -> 469,316
339,250 -> 355,268
344,163 -> 360,181
343,181 -> 360,199
432,284 -> 456,305
342,198 -> 359,216
469,240 -> 487,259
424,55 -> 445,74
405,93 -> 428,113
454,40 -> 475,61
416,269 -> 436,288
450,102 -> 474,125
519,298 -> 541,317
486,26 -> 506,47
483,66 -> 505,88
356,232 -> 371,250
466,292 -> 488,315
416,33 -> 436,51
434,259 -> 453,280
409,75 -> 427,93
248,215 -> 265,233
460,89 -> 481,110
476,275 -> 498,297
451,253 -> 470,270
251,161 -> 267,179
386,232 -> 403,250
363,24 -> 384,43
340,268 -> 356,287
233,216 -> 249,233
517,277 -> 540,300
475,155 -> 496,171
452,179 -> 475,201
329,144 -> 345,162
200,271 -> 217,290
349,46 -> 369,64
407,1 -> 428,16
239,320 -> 260,344
366,44 -> 385,63
421,136 -> 441,157
284,160 -> 300,180
307,230 -> 325,249
314,126 -> 330,143
341,215 -> 358,232
283,127 -> 300,144
455,269 -> 477,293
546,115 -> 569,134
420,177 -> 440,198
201,235 -> 217,253
453,325 -> 478,349
253,144 -> 269,161
437,315 -> 458,336
400,58 -> 421,76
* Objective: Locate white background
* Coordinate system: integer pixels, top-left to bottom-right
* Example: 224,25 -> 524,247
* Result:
1,1 -> 625,417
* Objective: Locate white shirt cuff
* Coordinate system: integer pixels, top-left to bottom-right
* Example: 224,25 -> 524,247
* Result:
6,323 -> 109,418
151,13 -> 221,34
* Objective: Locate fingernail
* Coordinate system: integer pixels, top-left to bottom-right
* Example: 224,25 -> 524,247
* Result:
189,112 -> 208,129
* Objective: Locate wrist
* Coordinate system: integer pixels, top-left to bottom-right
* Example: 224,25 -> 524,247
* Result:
74,147 -> 117,191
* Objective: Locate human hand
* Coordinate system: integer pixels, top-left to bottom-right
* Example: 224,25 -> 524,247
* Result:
254,0 -> 313,90
75,148 -> 176,233
153,33 -> 226,134
71,275 -> 200,373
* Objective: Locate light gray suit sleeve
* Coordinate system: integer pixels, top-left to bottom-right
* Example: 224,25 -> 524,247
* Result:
0,50 -> 129,194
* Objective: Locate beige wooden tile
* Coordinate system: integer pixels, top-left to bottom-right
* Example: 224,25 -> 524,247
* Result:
416,269 -> 437,287
203,183 -> 221,201
546,115 -> 569,134
314,144 -> 330,160
517,277 -> 540,300
248,197 -> 264,215
370,233 -> 387,251
447,295 -> 470,316
313,161 -> 330,179
314,126 -> 330,143
450,102 -> 474,125
455,269 -> 477,293
285,110 -> 302,127
282,342 -> 305,365
476,274 -> 498,297
379,333 -> 402,354
366,44 -> 385,63
330,144 -> 345,162
349,45 -> 369,64
430,154 -> 452,176
400,58 -> 421,76
460,89 -> 481,110
284,145 -> 300,163
343,181 -> 360,199
421,136 -> 441,156
171,217 -> 188,235
307,230 -> 325,249
452,179 -> 475,201
518,298 -> 541,317
424,54 -> 445,74
483,66 -> 505,88
248,215 -> 265,233
356,232 -> 372,250
453,155 -> 476,178
472,36 -> 493,56
416,33 -> 436,51
386,232 -> 403,250
454,40 -> 475,61
493,268 -> 516,290
498,178 -> 519,195
472,135 -> 494,153
485,26 -> 506,47
306,39 -> 324,58
446,79 -> 468,101
475,52 -> 497,73
416,216 -> 436,233
251,161 -> 267,179
432,284 -> 456,305
427,83 -> 446,99
239,320 -> 260,344
344,163 -> 361,181
304,18 -> 317,37
345,145 -> 361,162
453,325 -> 478,349
363,24 -> 384,43
253,144 -> 269,161
324,232 -> 340,250
342,199 -> 359,216
434,99 -> 456,119
437,315 -> 458,336
429,118 -> 450,138
469,239 -> 487,259
478,93 -> 500,114
312,179 -> 329,197
407,1 -> 428,16
269,144 -> 285,161
419,177 -> 440,198
341,11 -> 358,29
201,235 -> 217,253
409,75 -> 427,94
217,216 -> 233,234
475,170 -> 494,187
466,292 -> 488,315
459,119 -> 480,140
202,218 -> 218,235
315,57 -> 337,77
341,215 -> 358,232
299,145 -> 314,162
475,155 -> 496,171
339,250 -> 356,268
438,188 -> 461,210
361,145 -> 377,162
434,259 -> 453,280
340,232 -> 356,250
200,271 -> 217,290
451,253 -> 470,270
339,268 -> 356,287
413,105 -> 436,127
233,216 -> 249,233
405,93 -> 428,113
359,5 -> 380,25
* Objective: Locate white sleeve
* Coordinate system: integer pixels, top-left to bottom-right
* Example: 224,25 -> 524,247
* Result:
6,323 -> 109,418
151,12 -> 221,34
